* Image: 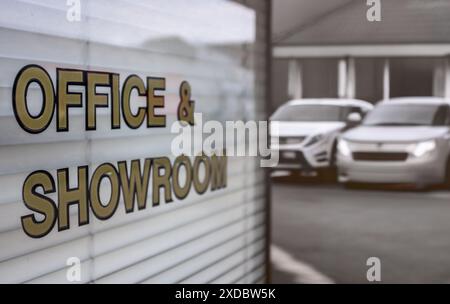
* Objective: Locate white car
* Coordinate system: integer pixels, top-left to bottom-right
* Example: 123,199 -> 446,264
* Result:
337,97 -> 450,188
270,99 -> 373,179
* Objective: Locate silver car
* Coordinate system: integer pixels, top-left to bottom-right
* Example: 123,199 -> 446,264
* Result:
337,97 -> 450,188
270,99 -> 373,179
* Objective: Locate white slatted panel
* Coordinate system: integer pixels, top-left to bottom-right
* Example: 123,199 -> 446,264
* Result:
0,0 -> 268,283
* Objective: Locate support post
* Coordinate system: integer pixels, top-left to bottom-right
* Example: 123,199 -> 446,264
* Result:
338,58 -> 347,98
288,60 -> 302,99
346,57 -> 356,99
383,58 -> 390,101
445,56 -> 450,99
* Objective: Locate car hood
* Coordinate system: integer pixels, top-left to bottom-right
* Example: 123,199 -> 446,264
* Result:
342,126 -> 449,142
270,121 -> 345,137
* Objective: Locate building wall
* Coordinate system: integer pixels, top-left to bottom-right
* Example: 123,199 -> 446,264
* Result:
272,56 -> 438,113
390,58 -> 437,98
271,59 -> 289,114
302,59 -> 338,99
354,58 -> 384,103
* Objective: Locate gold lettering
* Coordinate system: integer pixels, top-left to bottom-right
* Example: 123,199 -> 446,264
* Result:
57,167 -> 89,231
111,73 -> 121,129
86,72 -> 110,130
13,65 -> 55,133
122,75 -> 146,129
152,157 -> 173,206
90,163 -> 120,220
172,155 -> 192,200
118,159 -> 151,213
147,77 -> 166,127
21,171 -> 57,238
210,154 -> 227,190
57,69 -> 84,131
193,154 -> 211,194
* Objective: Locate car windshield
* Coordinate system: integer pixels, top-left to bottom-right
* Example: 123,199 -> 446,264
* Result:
271,104 -> 347,122
363,103 -> 448,126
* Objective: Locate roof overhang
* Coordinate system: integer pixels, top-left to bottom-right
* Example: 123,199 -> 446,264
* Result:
274,44 -> 450,59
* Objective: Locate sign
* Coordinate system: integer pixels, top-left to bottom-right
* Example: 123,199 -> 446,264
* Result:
12,65 -> 227,238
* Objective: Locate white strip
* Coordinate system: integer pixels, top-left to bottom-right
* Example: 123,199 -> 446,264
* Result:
271,245 -> 334,284
445,57 -> 450,99
270,171 -> 290,178
273,44 -> 450,58
427,191 -> 450,200
383,59 -> 390,101
338,59 -> 347,99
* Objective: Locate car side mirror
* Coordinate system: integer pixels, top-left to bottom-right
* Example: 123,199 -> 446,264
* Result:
346,112 -> 362,124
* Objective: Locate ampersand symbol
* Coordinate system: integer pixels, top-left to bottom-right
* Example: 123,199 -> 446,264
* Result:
177,81 -> 195,125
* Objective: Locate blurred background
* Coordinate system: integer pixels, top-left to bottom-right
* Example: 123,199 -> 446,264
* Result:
269,0 -> 450,284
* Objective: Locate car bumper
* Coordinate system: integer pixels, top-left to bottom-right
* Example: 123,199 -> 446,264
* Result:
337,154 -> 445,184
271,148 -> 331,170
271,150 -> 311,170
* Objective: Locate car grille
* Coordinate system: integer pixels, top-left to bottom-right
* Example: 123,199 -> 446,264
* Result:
278,136 -> 306,145
279,151 -> 311,168
352,152 -> 408,161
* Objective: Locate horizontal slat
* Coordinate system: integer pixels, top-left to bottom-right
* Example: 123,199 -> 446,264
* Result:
0,42 -> 251,88
0,164 -> 261,233
0,114 -> 174,146
233,264 -> 266,284
209,252 -> 266,284
98,218 -> 265,284
180,240 -> 265,284
0,56 -> 254,130
0,130 -> 255,175
95,207 -> 264,282
141,232 -> 265,284
0,133 -> 172,175
0,155 -> 259,205
0,171 -> 264,263
0,113 -> 258,147
4,0 -> 254,58
17,203 -> 264,281
0,86 -> 254,120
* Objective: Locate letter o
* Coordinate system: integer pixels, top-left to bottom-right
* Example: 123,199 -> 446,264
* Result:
193,154 -> 211,194
13,65 -> 55,133
172,155 -> 192,200
90,163 -> 120,220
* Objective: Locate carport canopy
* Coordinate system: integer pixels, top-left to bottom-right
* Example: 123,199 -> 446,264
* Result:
271,0 -> 450,103
273,0 -> 450,58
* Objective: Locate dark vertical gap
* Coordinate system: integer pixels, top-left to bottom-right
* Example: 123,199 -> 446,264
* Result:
390,58 -> 435,97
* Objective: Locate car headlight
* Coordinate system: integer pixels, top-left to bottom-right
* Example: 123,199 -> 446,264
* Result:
410,140 -> 436,157
337,139 -> 351,157
304,134 -> 324,147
